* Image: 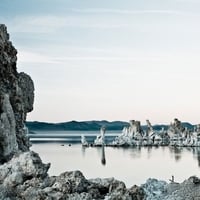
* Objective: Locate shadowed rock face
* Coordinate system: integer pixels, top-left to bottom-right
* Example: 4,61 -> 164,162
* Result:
0,24 -> 34,163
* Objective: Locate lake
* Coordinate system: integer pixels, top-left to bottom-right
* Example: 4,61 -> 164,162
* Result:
30,131 -> 200,188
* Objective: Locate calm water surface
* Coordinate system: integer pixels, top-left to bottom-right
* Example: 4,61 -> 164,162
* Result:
31,133 -> 200,187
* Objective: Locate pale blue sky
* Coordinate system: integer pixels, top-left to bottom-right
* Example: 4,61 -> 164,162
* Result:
1,0 -> 200,124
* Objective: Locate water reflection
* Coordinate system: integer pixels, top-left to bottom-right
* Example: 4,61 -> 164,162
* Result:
169,146 -> 200,166
101,145 -> 106,165
81,145 -> 107,166
147,146 -> 152,159
81,145 -> 200,169
129,146 -> 142,158
190,147 -> 200,167
117,146 -> 200,168
32,143 -> 200,187
171,147 -> 182,161
81,146 -> 86,157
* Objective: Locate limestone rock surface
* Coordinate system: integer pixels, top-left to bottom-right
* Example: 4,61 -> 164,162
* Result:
161,176 -> 200,200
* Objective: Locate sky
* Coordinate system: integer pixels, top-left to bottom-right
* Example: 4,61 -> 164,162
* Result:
1,0 -> 200,124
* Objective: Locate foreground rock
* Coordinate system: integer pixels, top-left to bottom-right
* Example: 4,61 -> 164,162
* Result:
143,176 -> 200,200
1,151 -> 199,200
0,151 -> 144,199
0,24 -> 34,163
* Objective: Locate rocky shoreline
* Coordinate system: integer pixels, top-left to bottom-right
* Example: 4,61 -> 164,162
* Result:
0,24 -> 200,200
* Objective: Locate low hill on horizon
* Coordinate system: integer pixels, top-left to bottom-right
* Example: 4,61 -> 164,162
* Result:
26,120 -> 195,131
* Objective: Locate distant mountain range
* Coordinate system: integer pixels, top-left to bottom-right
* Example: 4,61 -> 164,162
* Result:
26,120 -> 195,131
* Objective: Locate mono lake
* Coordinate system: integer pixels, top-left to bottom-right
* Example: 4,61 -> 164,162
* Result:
30,131 -> 200,187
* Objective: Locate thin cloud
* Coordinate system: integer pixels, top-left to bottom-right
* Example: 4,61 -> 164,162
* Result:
6,8 -> 199,34
17,49 -> 163,64
54,56 -> 162,62
18,49 -> 200,65
6,15 -> 133,33
7,16 -> 66,33
70,8 -> 185,15
18,50 -> 60,64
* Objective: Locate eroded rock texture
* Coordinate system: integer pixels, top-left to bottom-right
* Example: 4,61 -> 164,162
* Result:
0,24 -> 34,163
143,176 -> 200,200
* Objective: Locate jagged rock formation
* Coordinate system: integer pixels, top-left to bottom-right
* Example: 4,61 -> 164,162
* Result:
145,120 -> 153,136
0,154 -> 144,200
129,120 -> 144,138
0,24 -> 34,163
167,118 -> 187,138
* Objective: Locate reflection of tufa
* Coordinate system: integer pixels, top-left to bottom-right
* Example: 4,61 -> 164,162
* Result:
101,146 -> 106,165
